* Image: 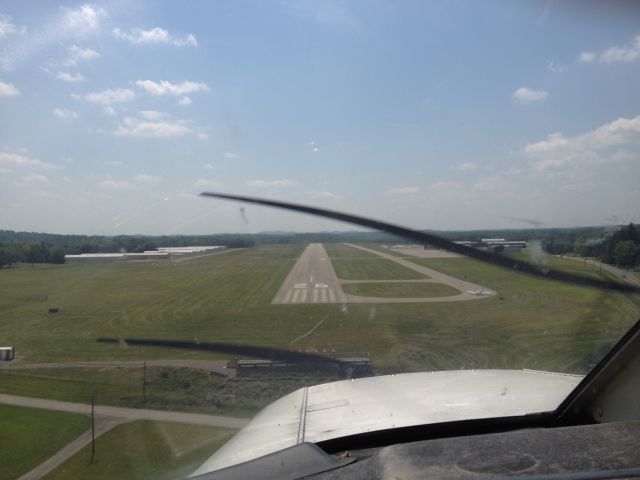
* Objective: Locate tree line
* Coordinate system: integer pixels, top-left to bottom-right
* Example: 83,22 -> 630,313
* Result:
1,225 -> 638,269
542,223 -> 640,268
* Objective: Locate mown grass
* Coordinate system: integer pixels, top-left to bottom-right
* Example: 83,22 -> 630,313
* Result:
0,243 -> 638,380
0,367 -> 341,417
43,421 -> 234,480
343,282 -> 460,298
324,243 -> 380,258
0,405 -> 88,480
332,258 -> 427,280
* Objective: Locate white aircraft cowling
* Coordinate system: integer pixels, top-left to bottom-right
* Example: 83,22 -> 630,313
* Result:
190,369 -> 582,476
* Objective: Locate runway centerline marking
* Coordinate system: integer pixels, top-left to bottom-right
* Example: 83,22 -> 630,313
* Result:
272,243 -> 346,304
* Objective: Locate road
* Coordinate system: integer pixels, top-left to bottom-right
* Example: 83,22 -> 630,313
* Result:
0,393 -> 248,428
0,359 -> 233,377
272,243 -> 347,304
2,393 -> 248,480
17,417 -> 123,480
563,256 -> 640,289
343,244 -> 495,303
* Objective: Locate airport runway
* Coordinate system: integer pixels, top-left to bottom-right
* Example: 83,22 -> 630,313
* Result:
272,243 -> 347,304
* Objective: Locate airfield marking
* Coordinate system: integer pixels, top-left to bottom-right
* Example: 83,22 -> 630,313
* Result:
328,289 -> 336,302
289,316 -> 328,346
272,243 -> 347,304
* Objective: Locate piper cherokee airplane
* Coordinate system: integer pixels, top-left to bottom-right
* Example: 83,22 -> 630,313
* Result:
102,193 -> 640,480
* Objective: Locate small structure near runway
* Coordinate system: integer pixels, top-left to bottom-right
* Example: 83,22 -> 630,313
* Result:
0,346 -> 15,361
65,246 -> 225,263
228,352 -> 373,379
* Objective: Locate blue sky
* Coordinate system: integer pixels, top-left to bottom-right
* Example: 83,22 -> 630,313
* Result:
0,0 -> 639,234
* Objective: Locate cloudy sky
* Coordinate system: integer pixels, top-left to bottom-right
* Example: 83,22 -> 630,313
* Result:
1,1 -> 639,235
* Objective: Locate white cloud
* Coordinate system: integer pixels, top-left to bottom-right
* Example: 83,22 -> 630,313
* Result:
82,88 -> 135,105
203,163 -> 214,170
24,173 -> 49,183
309,190 -> 340,199
245,179 -> 298,188
103,106 -> 116,116
578,51 -> 596,63
133,174 -> 161,183
453,162 -> 477,172
99,179 -> 131,190
64,45 -> 100,66
177,96 -> 192,106
0,150 -> 55,170
194,178 -> 223,188
578,34 -> 640,64
113,27 -> 197,47
513,87 -> 548,104
428,181 -> 462,191
138,110 -> 168,121
0,14 -> 17,38
0,79 -> 19,96
547,61 -> 567,74
61,4 -> 106,35
384,186 -> 420,196
114,115 -> 190,138
135,79 -> 209,96
56,71 -> 85,82
600,34 -> 640,63
523,114 -> 640,172
224,151 -> 238,159
53,108 -> 79,121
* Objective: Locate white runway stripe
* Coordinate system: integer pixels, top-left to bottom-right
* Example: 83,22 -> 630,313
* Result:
300,289 -> 308,302
313,289 -> 319,303
321,289 -> 327,302
283,290 -> 293,303
292,289 -> 301,303
328,289 -> 336,302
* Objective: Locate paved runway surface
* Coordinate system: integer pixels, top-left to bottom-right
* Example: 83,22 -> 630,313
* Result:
272,243 -> 347,304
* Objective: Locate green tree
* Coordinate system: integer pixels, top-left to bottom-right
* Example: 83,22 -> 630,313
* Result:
49,245 -> 66,264
612,240 -> 639,267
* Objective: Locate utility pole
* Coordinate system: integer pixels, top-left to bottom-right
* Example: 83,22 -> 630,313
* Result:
142,362 -> 147,402
90,396 -> 95,464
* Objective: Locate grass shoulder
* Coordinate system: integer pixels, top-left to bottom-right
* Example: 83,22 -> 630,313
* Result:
343,282 -> 459,298
43,420 -> 234,480
0,404 -> 88,480
331,258 -> 426,280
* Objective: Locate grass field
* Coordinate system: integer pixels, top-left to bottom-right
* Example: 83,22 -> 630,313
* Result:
0,366 -> 342,417
43,421 -> 234,480
324,243 -> 380,258
343,282 -> 460,298
0,405 -> 88,480
1,243 -> 639,378
332,258 -> 427,280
